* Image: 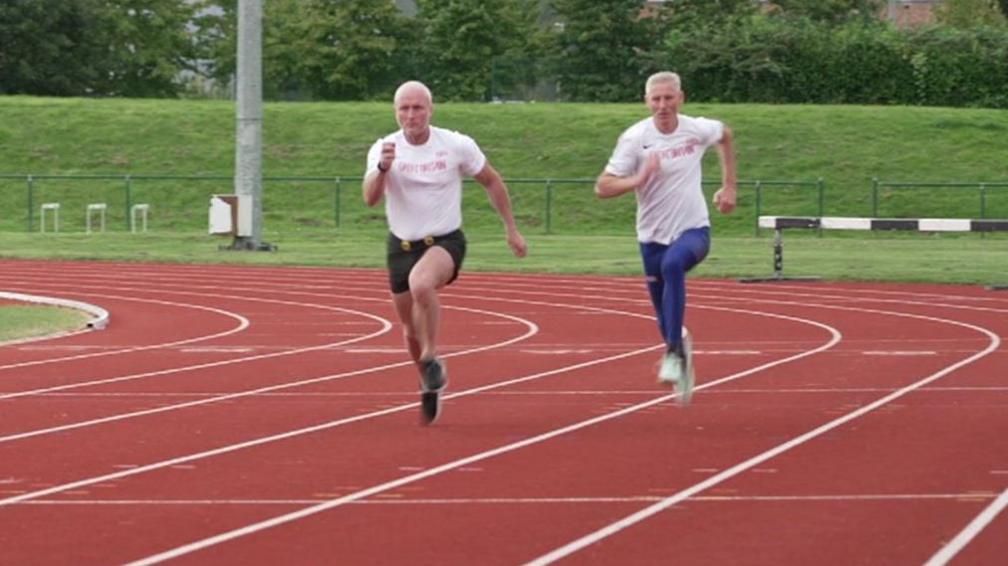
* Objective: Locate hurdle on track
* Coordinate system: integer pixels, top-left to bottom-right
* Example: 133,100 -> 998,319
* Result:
741,216 -> 1008,290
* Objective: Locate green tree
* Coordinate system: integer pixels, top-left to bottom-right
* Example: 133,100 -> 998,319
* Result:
96,0 -> 202,97
544,0 -> 663,101
294,0 -> 413,100
198,0 -> 412,101
663,0 -> 758,25
0,0 -> 108,95
0,0 -> 198,97
415,0 -> 539,101
933,0 -> 1008,28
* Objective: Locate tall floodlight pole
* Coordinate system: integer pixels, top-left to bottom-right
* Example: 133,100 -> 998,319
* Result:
232,0 -> 272,250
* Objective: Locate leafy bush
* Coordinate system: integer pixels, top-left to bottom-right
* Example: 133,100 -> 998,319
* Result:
659,15 -> 1008,108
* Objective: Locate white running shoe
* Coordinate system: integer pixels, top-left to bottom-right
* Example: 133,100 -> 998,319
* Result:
657,351 -> 683,385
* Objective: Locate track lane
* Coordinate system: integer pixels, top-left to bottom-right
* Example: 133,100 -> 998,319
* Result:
17,308 -> 834,563
1,260 -> 1005,565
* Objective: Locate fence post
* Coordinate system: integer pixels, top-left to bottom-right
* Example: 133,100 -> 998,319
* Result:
26,175 -> 34,232
334,177 -> 342,228
124,175 -> 132,230
871,177 -> 879,217
545,180 -> 553,234
817,177 -> 824,237
979,182 -> 987,240
753,181 -> 762,236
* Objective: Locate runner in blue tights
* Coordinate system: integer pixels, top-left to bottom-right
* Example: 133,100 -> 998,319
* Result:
595,71 -> 738,405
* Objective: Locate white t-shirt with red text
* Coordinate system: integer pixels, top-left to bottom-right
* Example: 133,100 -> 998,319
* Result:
367,126 -> 487,241
604,114 -> 723,245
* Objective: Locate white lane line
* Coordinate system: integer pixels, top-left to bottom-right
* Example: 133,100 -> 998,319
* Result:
525,312 -> 1000,566
0,343 -> 658,513
7,269 -> 991,559
16,492 -> 1000,506
17,346 -> 110,351
697,282 -> 1008,316
0,295 -> 390,401
1,287 -> 664,444
118,308 -> 841,566
0,305 -> 530,444
0,294 -> 250,371
863,351 -> 937,356
16,385 -> 1007,398
924,485 -> 1008,566
178,347 -> 256,354
695,280 -> 1008,309
455,277 -> 1008,321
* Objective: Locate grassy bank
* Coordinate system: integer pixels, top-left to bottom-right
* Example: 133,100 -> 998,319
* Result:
1,96 -> 1007,233
1,96 -> 1006,284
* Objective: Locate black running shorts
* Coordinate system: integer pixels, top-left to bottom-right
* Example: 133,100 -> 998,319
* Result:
386,229 -> 467,294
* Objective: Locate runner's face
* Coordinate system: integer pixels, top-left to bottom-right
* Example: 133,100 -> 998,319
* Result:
395,88 -> 432,140
646,82 -> 682,131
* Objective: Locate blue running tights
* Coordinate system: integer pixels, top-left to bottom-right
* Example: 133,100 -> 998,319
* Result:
639,227 -> 710,351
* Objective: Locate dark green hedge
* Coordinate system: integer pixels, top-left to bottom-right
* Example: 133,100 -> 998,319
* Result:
661,16 -> 1008,108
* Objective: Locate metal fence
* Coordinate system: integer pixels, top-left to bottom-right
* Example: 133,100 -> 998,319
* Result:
1,174 -> 1005,236
871,179 -> 1008,219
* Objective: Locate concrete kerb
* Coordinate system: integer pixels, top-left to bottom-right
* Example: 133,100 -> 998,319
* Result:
0,291 -> 109,330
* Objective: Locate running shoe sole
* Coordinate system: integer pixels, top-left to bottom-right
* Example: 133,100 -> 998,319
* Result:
676,331 -> 695,406
420,390 -> 441,425
419,357 -> 447,424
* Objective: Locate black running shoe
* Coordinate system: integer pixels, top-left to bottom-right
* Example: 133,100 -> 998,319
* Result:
420,390 -> 441,425
418,358 -> 447,425
419,357 -> 447,392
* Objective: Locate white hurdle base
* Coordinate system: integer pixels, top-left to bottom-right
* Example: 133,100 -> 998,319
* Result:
40,202 -> 60,233
86,203 -> 107,234
131,203 -> 150,233
739,226 -> 821,283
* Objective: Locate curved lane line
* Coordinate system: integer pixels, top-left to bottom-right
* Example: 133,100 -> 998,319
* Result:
0,297 -> 390,401
0,304 -> 530,443
113,306 -> 840,566
0,295 -> 250,371
695,282 -> 1008,315
524,306 -> 1001,565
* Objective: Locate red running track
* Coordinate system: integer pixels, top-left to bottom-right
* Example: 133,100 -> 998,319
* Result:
0,259 -> 1005,565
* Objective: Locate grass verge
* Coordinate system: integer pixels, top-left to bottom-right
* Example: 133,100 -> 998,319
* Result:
0,230 -> 1004,286
0,304 -> 91,343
